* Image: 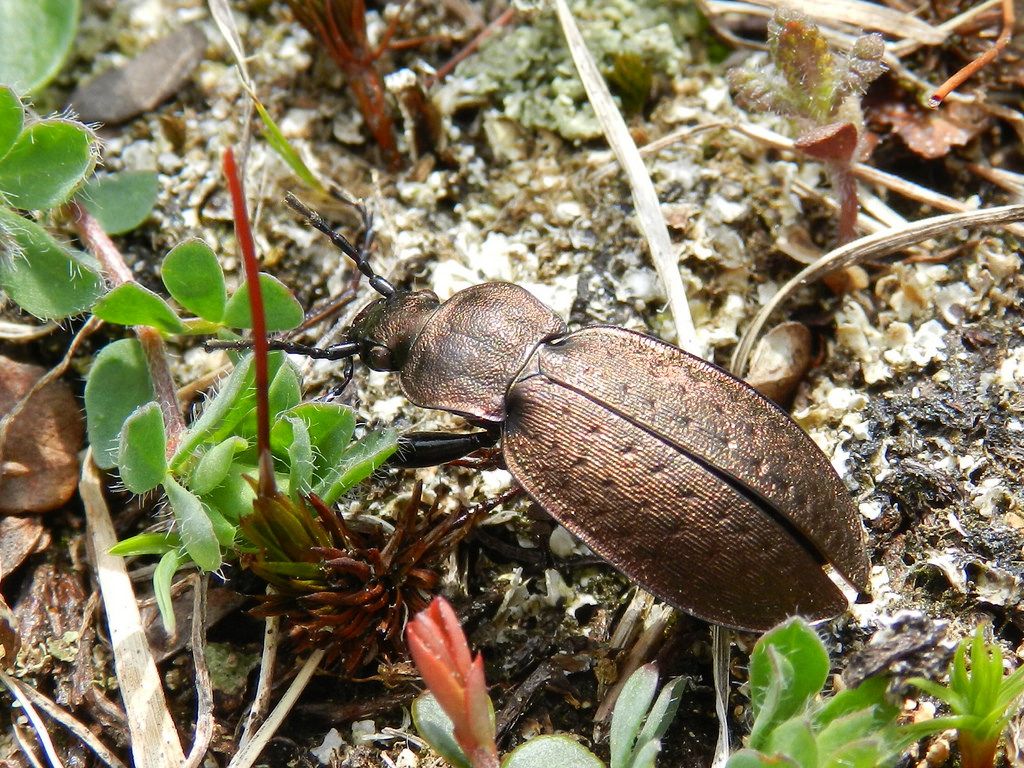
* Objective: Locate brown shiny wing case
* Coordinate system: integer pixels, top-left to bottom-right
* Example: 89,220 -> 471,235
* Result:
502,326 -> 868,631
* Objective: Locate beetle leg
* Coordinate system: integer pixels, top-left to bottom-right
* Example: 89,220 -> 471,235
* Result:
390,429 -> 500,468
204,338 -> 360,361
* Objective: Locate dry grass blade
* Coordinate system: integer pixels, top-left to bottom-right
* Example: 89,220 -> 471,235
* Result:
553,0 -> 701,356
1,671 -> 67,768
81,451 -> 186,768
183,575 -> 214,768
237,612 -> 281,752
730,203 -> 1024,375
722,0 -> 944,43
711,626 -> 732,768
0,672 -> 128,768
207,0 -> 253,87
0,320 -> 59,342
227,649 -> 326,768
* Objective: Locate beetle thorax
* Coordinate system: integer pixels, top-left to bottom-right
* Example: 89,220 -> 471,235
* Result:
350,290 -> 441,371
398,283 -> 567,422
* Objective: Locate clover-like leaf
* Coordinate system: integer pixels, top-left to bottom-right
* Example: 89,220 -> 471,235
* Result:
502,735 -> 604,768
84,338 -> 156,469
0,120 -> 94,209
317,428 -> 398,504
748,618 -> 829,750
190,436 -> 248,495
163,476 -> 221,572
766,718 -> 818,768
77,170 -> 159,235
161,240 -> 226,322
116,401 -> 168,493
0,206 -> 104,319
0,86 -> 24,161
153,549 -> 187,634
411,694 -> 472,768
611,664 -> 660,768
109,531 -> 181,557
93,282 -> 186,334
0,0 -> 80,94
223,272 -> 304,331
272,402 -> 356,484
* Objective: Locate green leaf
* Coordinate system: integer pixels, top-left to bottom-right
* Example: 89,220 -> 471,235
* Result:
631,675 -> 686,765
318,428 -> 399,504
116,402 -> 168,493
501,735 -> 604,768
0,86 -> 24,162
271,402 -> 355,481
190,436 -> 248,495
726,750 -> 792,768
766,718 -> 817,768
93,282 -> 186,334
816,708 -> 879,759
77,171 -> 159,235
411,694 -> 472,768
223,272 -> 304,331
279,415 -> 313,498
234,358 -> 301,438
161,240 -> 226,322
109,531 -> 181,557
0,120 -> 94,209
0,207 -> 104,319
815,677 -> 895,728
164,476 -> 221,572
0,0 -> 80,94
253,99 -> 323,191
748,618 -> 829,750
200,465 -> 257,526
611,664 -> 660,768
169,353 -> 265,470
627,740 -> 662,768
153,549 -> 186,634
84,338 -> 156,469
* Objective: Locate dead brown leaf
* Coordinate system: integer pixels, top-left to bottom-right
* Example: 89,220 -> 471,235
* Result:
0,357 -> 84,514
0,516 -> 48,583
871,100 -> 988,159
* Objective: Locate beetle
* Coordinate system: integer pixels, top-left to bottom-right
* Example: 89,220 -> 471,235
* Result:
274,193 -> 870,633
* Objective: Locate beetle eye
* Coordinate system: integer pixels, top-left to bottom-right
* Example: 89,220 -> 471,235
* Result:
367,344 -> 392,370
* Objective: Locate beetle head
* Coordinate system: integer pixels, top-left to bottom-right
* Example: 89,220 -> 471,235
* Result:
349,290 -> 441,371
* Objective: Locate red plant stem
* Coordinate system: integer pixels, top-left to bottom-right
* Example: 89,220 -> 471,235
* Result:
222,148 -> 275,496
929,0 -> 1015,107
426,6 -> 516,88
831,163 -> 859,246
69,202 -> 186,454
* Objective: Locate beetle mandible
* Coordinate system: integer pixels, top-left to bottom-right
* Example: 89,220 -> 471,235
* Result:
279,193 -> 869,633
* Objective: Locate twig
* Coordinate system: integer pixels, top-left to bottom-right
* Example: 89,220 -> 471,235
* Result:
425,6 -> 516,87
80,450 -> 186,768
1,672 -> 128,768
69,203 -> 187,451
929,0 -> 1015,106
183,575 -> 214,768
227,649 -> 326,768
237,612 -> 281,751
11,720 -> 47,768
730,203 -> 1024,376
1,671 -> 67,768
554,0 -> 700,355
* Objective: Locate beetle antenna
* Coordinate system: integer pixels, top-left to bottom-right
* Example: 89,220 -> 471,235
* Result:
284,192 -> 396,298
